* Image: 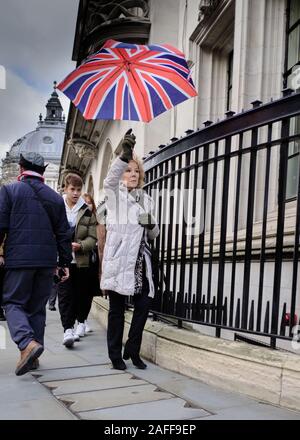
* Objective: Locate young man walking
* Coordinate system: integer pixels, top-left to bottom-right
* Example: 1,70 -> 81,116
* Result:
58,173 -> 97,348
0,152 -> 72,375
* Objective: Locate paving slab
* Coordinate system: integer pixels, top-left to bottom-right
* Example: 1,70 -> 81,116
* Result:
32,364 -> 123,383
0,398 -> 77,420
58,384 -> 174,412
44,373 -> 147,395
199,401 -> 300,420
0,374 -> 56,404
128,362 -> 261,412
78,397 -> 210,420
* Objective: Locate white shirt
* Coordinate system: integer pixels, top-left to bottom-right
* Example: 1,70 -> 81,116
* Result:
63,195 -> 85,263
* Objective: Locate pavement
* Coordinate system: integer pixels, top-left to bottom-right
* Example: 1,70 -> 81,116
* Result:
1,309 -> 300,420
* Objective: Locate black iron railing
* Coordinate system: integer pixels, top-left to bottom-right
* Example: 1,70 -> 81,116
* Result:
140,91 -> 300,348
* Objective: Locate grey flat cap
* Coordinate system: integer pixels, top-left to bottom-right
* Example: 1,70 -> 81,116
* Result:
19,152 -> 48,172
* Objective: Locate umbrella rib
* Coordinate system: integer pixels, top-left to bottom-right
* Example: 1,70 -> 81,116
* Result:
131,61 -> 190,79
127,67 -> 152,122
131,64 -> 197,95
85,65 -> 124,119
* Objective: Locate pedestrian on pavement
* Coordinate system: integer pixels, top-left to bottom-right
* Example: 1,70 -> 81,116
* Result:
0,241 -> 6,321
48,282 -> 58,311
82,193 -> 103,333
96,197 -> 107,294
57,173 -> 98,347
0,152 -> 72,376
101,130 -> 159,370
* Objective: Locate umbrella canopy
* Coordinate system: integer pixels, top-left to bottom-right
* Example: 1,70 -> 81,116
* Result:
58,39 -> 198,123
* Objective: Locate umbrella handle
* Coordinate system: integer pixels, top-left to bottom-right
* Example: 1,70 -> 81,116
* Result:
125,128 -> 132,135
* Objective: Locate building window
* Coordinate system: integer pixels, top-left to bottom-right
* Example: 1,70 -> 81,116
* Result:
226,50 -> 233,111
285,1 -> 300,200
284,0 -> 300,90
286,117 -> 300,200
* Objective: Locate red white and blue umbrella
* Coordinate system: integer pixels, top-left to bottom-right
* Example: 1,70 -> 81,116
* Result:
57,39 -> 197,122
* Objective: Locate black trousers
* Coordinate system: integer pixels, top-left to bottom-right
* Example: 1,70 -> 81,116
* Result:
107,273 -> 152,362
57,265 -> 93,331
48,283 -> 58,308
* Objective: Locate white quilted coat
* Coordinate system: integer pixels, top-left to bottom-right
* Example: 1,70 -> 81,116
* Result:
100,157 -> 159,297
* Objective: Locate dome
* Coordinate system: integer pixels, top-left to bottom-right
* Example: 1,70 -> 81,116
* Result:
16,122 -> 66,164
1,83 -> 66,188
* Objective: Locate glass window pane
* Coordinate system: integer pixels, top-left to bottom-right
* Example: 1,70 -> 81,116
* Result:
288,25 -> 300,70
286,154 -> 300,199
289,116 -> 300,156
290,0 -> 300,28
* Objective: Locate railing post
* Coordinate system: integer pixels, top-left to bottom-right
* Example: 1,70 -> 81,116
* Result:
271,117 -> 290,345
216,136 -> 232,336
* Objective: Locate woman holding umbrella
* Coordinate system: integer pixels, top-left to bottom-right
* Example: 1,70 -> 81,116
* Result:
101,130 -> 159,370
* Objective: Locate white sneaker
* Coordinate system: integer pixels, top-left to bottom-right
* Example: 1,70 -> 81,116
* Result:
75,322 -> 85,338
85,320 -> 92,333
73,332 -> 80,342
63,329 -> 75,348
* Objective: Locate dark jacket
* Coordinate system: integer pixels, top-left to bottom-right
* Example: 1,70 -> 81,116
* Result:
0,176 -> 72,269
73,204 -> 98,268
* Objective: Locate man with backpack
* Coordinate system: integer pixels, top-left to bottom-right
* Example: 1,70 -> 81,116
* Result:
0,152 -> 72,375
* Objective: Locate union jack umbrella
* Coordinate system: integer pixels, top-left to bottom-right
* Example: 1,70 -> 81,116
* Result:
57,39 -> 197,122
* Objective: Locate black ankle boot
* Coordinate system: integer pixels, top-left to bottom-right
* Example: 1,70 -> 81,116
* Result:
112,359 -> 127,370
131,355 -> 147,369
123,348 -> 147,369
123,347 -> 130,360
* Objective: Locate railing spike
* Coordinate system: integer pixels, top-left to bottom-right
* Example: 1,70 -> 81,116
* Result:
203,120 -> 213,127
225,110 -> 235,118
251,100 -> 262,108
235,299 -> 241,328
185,129 -> 194,135
280,303 -> 287,336
264,301 -> 270,333
211,296 -> 216,324
248,300 -> 255,330
282,88 -> 293,97
222,297 -> 228,326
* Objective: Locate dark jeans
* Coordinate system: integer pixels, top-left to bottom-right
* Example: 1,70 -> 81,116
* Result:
57,265 -> 93,331
2,268 -> 53,350
48,283 -> 58,308
107,273 -> 152,362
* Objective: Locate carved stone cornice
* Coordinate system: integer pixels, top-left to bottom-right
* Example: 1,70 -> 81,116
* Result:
198,0 -> 222,22
73,0 -> 151,62
68,138 -> 97,160
86,0 -> 150,35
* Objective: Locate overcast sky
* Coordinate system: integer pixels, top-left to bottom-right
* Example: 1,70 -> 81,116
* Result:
0,0 -> 79,160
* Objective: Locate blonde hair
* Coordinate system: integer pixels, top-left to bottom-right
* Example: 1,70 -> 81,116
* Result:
131,154 -> 145,188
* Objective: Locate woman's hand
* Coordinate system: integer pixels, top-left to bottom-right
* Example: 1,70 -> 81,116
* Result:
0,256 -> 4,266
138,213 -> 156,230
72,242 -> 81,252
120,129 -> 136,162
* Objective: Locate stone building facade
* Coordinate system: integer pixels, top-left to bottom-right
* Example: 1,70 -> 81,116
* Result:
59,0 -> 300,351
59,0 -> 299,205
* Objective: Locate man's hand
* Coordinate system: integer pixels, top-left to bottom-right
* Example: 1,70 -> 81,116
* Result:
55,267 -> 70,283
120,129 -> 136,162
72,242 -> 81,252
0,256 -> 4,266
138,213 -> 156,230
